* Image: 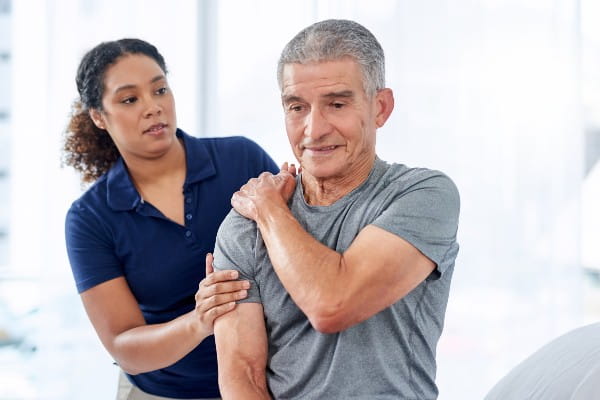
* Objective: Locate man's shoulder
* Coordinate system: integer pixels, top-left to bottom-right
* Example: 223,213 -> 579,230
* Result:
217,209 -> 258,242
214,209 -> 261,275
378,160 -> 459,200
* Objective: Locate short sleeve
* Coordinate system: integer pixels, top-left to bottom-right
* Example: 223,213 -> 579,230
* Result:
65,202 -> 123,293
371,172 -> 460,278
212,209 -> 262,304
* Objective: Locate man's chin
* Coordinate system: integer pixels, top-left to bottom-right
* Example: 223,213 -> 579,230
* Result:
301,166 -> 340,181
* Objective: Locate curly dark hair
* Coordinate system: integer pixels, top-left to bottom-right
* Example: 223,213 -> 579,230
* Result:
62,38 -> 168,183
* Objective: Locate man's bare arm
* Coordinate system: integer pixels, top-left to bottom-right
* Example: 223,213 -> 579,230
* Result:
214,303 -> 271,400
231,172 -> 435,333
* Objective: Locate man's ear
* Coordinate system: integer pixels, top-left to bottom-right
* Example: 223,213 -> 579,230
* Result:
374,88 -> 394,128
89,109 -> 106,130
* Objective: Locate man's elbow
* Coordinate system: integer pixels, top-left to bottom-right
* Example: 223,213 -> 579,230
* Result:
306,305 -> 354,334
309,317 -> 344,334
218,367 -> 270,399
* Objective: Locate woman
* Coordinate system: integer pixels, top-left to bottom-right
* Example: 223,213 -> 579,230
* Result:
63,38 -> 278,399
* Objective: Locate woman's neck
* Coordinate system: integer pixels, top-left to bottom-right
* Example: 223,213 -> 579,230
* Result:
124,137 -> 186,187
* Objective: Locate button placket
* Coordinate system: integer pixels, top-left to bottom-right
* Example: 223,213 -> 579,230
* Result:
183,191 -> 193,239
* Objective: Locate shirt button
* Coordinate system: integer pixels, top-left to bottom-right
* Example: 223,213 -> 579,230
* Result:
186,213 -> 192,220
185,197 -> 192,204
185,230 -> 192,238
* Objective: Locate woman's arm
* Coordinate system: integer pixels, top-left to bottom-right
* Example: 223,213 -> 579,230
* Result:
80,254 -> 249,375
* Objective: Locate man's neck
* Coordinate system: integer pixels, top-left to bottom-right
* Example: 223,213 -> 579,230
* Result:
301,156 -> 375,206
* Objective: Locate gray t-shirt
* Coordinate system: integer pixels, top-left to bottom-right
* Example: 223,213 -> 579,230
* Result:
214,158 -> 460,400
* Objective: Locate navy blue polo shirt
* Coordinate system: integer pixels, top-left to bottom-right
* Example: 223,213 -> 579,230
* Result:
65,129 -> 278,398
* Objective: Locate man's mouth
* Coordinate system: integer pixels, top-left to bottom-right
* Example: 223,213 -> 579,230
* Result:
304,145 -> 339,152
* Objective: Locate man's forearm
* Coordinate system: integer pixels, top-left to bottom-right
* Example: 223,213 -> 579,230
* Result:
214,304 -> 271,399
219,373 -> 271,400
255,202 -> 348,330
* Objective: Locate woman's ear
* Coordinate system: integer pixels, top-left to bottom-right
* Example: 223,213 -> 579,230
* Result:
89,109 -> 106,130
374,88 -> 394,128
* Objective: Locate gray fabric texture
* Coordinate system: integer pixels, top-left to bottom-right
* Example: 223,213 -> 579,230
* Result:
485,322 -> 600,400
213,158 -> 460,400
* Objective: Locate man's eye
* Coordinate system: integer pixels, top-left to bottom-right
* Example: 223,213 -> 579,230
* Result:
332,102 -> 345,109
290,105 -> 303,112
121,97 -> 137,104
156,87 -> 168,95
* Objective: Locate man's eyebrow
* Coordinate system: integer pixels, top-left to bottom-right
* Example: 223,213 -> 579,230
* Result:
282,90 -> 355,104
322,90 -> 354,99
281,94 -> 303,104
114,74 -> 165,93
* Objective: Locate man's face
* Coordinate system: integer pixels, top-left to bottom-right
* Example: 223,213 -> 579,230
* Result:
281,59 -> 389,182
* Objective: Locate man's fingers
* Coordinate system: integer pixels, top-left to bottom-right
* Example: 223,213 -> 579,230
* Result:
280,161 -> 300,176
288,163 -> 297,176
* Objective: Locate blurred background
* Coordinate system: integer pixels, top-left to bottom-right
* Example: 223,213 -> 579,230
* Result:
0,0 -> 599,399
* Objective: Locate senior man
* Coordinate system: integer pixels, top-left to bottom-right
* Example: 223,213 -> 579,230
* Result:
212,19 -> 460,400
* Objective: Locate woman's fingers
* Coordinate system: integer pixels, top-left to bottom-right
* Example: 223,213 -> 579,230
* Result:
205,253 -> 214,276
197,279 -> 250,299
204,301 -> 236,321
198,254 -> 249,326
197,290 -> 248,313
201,269 -> 240,286
195,288 -> 248,327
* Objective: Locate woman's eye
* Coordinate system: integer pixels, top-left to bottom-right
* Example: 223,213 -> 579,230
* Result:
156,87 -> 168,95
121,97 -> 137,104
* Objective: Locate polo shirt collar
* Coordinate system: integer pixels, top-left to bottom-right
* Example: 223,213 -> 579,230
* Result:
106,129 -> 217,211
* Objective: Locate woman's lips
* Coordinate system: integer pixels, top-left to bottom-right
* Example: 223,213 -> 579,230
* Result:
144,123 -> 167,135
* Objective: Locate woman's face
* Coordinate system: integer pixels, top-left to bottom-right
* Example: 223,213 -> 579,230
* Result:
90,54 -> 177,161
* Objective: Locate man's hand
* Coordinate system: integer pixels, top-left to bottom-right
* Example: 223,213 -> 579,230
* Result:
231,166 -> 297,221
280,161 -> 301,176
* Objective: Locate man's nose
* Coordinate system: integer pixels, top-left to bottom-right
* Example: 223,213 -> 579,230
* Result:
304,107 -> 332,140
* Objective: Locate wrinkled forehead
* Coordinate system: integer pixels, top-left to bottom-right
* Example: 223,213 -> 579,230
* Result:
281,59 -> 366,95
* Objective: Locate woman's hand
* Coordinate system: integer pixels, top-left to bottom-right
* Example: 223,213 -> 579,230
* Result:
193,253 -> 249,335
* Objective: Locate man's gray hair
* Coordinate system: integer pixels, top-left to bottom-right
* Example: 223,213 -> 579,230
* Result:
277,19 -> 385,97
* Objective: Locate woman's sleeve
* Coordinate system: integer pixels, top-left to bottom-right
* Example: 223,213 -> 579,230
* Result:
65,202 -> 123,293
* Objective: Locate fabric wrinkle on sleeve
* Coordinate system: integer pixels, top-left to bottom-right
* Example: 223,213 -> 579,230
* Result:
371,171 -> 460,278
213,209 -> 262,304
